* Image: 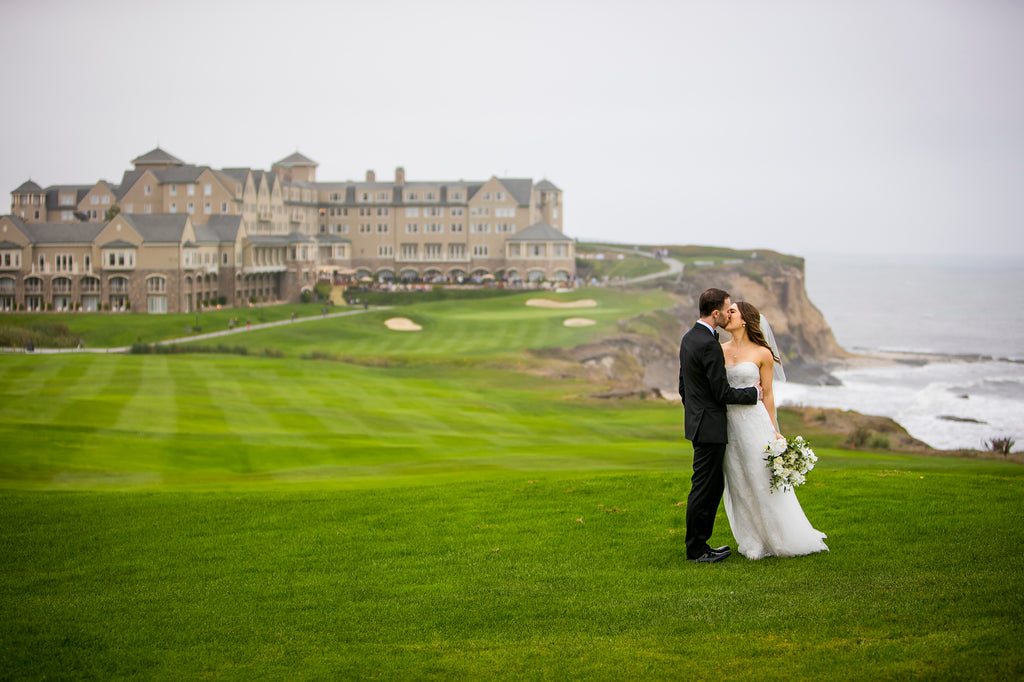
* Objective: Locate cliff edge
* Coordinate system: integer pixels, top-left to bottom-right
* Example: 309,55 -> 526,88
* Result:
534,250 -> 849,391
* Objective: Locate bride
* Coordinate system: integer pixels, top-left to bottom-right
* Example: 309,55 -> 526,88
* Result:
720,301 -> 828,560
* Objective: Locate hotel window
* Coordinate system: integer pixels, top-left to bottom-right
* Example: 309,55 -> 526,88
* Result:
450,223 -> 464,233
483,192 -> 491,200
204,202 -> 211,214
360,192 -> 369,202
450,191 -> 463,201
406,224 -> 418,233
330,192 -> 341,201
448,243 -> 465,258
425,191 -> 436,201
60,194 -> 74,206
145,185 -> 152,195
187,185 -> 195,196
377,224 -> 389,233
376,207 -> 389,216
145,204 -> 152,214
61,211 -> 73,220
472,245 -> 489,256
204,184 -> 212,196
401,243 -> 418,259
531,244 -> 545,257
498,223 -> 515,233
101,195 -> 110,205
508,243 -> 521,257
406,192 -> 418,201
425,206 -> 443,217
425,223 -> 443,233
91,196 -> 99,205
188,202 -> 194,214
147,278 -> 167,313
377,191 -> 389,201
496,207 -> 515,217
450,207 -> 464,217
471,223 -> 490,234
424,243 -> 442,259
405,207 -> 419,217
359,224 -> 371,233
554,244 -> 567,257
170,185 -> 177,196
359,207 -> 371,217
222,253 -> 228,265
221,202 -> 228,212
378,245 -> 393,257
170,203 -> 177,213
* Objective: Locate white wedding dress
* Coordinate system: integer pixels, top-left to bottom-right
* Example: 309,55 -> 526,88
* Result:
723,362 -> 829,560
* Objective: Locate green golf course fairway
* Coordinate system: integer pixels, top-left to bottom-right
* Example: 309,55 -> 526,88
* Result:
1,289 -> 1021,679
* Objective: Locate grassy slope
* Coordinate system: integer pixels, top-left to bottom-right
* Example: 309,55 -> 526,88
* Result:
1,288 -> 1022,679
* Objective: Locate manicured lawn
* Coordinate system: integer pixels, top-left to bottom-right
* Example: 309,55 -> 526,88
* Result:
1,288 -> 1022,679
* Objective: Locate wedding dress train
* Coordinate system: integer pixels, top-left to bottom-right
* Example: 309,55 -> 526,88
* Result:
723,362 -> 829,560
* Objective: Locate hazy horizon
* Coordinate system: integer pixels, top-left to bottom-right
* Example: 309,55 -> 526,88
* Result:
2,0 -> 1021,258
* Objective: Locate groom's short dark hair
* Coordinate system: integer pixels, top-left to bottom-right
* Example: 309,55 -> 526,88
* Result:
699,288 -> 730,317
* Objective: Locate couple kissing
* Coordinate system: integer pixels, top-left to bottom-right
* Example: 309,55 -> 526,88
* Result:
678,288 -> 828,563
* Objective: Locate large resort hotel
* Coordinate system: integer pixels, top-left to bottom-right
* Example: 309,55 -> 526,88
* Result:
1,149 -> 572,314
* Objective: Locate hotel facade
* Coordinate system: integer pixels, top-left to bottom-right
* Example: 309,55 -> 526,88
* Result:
2,149 -> 572,314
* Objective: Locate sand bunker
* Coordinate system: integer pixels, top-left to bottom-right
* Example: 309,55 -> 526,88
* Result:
384,317 -> 423,331
525,298 -> 598,309
563,318 -> 597,327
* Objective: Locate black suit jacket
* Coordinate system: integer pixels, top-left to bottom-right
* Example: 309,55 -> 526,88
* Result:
678,323 -> 758,443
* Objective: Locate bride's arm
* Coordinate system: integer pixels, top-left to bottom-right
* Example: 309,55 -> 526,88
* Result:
759,349 -> 782,437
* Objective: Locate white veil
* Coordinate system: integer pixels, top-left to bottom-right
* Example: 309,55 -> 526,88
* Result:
759,314 -> 786,383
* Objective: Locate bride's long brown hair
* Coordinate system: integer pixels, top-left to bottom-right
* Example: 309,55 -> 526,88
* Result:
736,301 -> 780,364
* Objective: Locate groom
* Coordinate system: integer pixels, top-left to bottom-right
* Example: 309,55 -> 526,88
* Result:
678,288 -> 761,563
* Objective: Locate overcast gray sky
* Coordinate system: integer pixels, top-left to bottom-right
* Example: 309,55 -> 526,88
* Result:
2,0 -> 1021,258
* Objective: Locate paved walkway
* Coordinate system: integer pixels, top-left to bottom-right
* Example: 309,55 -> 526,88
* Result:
602,247 -> 684,285
3,306 -> 390,355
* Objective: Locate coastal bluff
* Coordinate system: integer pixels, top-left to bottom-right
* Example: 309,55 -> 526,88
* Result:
533,251 -> 848,391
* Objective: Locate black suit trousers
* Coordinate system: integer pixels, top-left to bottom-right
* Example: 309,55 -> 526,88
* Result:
685,440 -> 727,560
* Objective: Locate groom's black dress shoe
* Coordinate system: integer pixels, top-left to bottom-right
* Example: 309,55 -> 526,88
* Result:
689,548 -> 731,563
709,545 -> 730,555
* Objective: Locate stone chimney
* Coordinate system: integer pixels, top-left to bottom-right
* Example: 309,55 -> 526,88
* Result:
366,169 -> 375,182
395,167 -> 405,185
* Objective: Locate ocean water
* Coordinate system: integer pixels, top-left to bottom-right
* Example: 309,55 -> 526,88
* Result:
773,253 -> 1024,452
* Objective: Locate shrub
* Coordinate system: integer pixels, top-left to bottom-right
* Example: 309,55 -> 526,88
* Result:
814,411 -> 827,422
985,436 -> 1015,456
846,426 -> 872,448
867,434 -> 891,450
313,281 -> 332,301
300,290 -> 313,304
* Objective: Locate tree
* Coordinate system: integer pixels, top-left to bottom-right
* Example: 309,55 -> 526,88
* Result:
104,205 -> 121,221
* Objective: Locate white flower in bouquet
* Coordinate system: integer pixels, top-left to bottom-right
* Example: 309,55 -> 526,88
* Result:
763,435 -> 818,493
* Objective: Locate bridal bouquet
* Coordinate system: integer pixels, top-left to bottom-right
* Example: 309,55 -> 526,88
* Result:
764,435 -> 818,493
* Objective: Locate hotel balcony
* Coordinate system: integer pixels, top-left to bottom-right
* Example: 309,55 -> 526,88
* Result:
242,264 -> 287,274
